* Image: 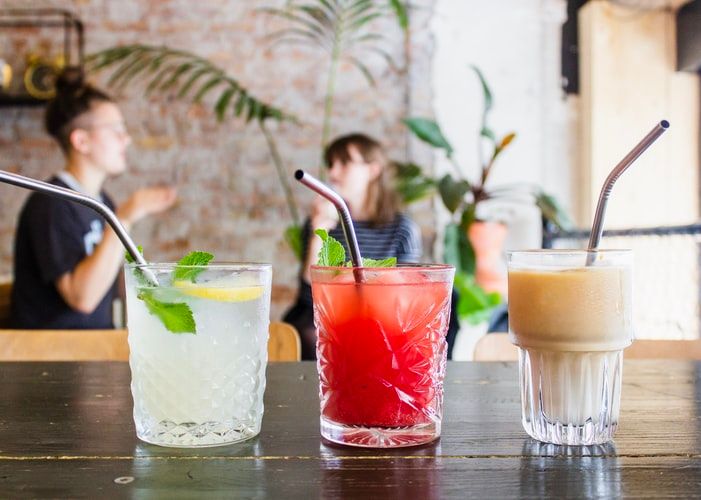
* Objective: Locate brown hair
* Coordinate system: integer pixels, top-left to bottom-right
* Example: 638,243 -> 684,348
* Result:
324,133 -> 401,226
44,66 -> 114,154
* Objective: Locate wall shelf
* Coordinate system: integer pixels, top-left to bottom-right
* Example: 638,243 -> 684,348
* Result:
0,8 -> 84,108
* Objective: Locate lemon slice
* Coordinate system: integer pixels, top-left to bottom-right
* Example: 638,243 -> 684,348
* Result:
173,280 -> 264,302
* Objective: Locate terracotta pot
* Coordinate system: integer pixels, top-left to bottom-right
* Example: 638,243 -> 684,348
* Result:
468,221 -> 508,297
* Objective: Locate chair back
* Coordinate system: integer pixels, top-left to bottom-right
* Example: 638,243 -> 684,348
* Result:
0,329 -> 128,361
473,333 -> 701,361
0,321 -> 302,362
0,281 -> 11,328
268,321 -> 302,362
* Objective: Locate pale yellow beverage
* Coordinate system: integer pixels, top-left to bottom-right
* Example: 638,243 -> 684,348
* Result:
507,250 -> 633,446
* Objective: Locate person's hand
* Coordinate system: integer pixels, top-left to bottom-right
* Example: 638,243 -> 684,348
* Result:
310,195 -> 338,231
117,186 -> 177,228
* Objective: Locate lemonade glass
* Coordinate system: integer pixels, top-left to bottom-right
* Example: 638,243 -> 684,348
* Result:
124,262 -> 272,447
311,264 -> 455,448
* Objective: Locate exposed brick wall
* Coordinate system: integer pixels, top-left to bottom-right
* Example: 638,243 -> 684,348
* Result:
0,0 -> 436,319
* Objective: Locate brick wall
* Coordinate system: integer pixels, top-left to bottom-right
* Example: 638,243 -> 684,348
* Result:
0,0 -> 436,319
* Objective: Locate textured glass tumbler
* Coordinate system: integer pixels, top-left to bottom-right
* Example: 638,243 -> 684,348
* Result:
507,250 -> 633,445
311,264 -> 455,448
125,263 -> 271,447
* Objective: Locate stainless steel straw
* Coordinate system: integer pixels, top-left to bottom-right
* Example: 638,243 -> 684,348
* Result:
294,170 -> 364,282
586,120 -> 669,264
0,170 -> 157,283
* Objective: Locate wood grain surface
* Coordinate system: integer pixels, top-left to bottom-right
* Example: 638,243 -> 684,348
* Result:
1,361 -> 700,497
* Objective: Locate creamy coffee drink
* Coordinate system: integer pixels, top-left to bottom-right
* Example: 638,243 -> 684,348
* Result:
507,250 -> 633,445
509,266 -> 632,352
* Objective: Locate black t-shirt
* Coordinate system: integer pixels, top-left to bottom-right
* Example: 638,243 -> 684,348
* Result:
10,176 -> 117,329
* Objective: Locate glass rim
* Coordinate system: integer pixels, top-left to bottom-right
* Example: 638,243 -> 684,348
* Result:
125,262 -> 272,270
507,249 -> 631,256
310,263 -> 454,271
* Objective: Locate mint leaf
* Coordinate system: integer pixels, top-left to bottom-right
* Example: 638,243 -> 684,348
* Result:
360,257 -> 397,268
138,290 -> 196,334
173,251 -> 214,282
315,229 -> 346,266
125,245 -> 144,264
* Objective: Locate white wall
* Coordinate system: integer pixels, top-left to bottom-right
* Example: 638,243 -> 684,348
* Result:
430,0 -> 578,252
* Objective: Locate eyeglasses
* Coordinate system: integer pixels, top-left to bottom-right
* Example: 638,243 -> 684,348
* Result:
87,121 -> 129,136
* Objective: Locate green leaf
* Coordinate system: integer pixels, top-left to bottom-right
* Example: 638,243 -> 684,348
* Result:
403,117 -> 454,156
194,75 -> 224,102
139,290 -> 196,334
124,245 -> 144,264
394,161 -> 436,204
443,222 -> 475,276
470,65 -> 493,113
361,257 -> 397,267
454,272 -> 501,325
388,0 -> 409,30
87,44 -> 295,126
315,229 -> 346,267
536,192 -> 574,231
438,174 -> 470,213
173,251 -> 214,282
459,204 -> 477,233
215,87 -> 237,121
285,224 -> 304,261
480,126 -> 496,143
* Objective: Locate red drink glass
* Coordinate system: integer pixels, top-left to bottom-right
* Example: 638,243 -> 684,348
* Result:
311,264 -> 455,448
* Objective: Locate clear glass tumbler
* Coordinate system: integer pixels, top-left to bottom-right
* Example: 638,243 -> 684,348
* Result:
124,262 -> 272,447
311,264 -> 455,448
507,250 -> 633,445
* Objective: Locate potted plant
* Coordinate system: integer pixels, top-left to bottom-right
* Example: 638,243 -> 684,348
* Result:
397,65 -> 572,323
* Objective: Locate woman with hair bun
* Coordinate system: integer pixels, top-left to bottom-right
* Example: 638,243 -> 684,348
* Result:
10,67 -> 177,329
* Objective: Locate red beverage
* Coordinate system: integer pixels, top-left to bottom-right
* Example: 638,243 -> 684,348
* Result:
311,265 -> 454,447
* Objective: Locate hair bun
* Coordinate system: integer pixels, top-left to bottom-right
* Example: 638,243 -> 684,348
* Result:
54,66 -> 85,94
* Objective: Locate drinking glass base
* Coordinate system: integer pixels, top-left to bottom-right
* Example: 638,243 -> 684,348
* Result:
136,420 -> 260,448
522,417 -> 618,446
320,416 -> 439,448
518,347 -> 623,446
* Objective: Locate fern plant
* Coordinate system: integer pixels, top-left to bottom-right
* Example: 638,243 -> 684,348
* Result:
261,0 -> 408,180
86,44 -> 306,259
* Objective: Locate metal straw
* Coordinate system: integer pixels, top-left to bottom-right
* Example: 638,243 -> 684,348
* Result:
0,170 -> 158,284
294,170 -> 364,281
586,120 -> 669,264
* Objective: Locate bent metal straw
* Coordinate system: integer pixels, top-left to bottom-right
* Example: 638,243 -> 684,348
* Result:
294,169 -> 365,282
586,120 -> 669,265
0,170 -> 157,284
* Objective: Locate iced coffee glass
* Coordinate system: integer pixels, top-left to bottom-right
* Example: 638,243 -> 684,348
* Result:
507,250 -> 632,445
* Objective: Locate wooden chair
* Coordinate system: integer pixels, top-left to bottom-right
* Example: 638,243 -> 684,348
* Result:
268,321 -> 302,362
473,333 -> 701,361
0,321 -> 302,362
0,281 -> 11,329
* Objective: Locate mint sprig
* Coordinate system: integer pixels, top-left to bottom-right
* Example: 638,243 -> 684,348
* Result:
173,251 -> 214,282
315,229 -> 346,266
361,256 -> 397,267
124,245 -> 144,264
126,249 -> 215,335
138,290 -> 196,334
314,230 -> 396,268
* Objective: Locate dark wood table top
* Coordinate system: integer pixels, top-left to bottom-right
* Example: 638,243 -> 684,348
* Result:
1,361 -> 700,498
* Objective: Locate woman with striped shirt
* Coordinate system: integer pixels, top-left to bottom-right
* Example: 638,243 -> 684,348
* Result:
284,133 -> 457,360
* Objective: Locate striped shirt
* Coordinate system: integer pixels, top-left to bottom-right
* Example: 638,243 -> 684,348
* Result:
297,213 -> 422,304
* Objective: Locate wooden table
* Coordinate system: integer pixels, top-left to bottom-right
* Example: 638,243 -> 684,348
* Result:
1,361 -> 700,498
